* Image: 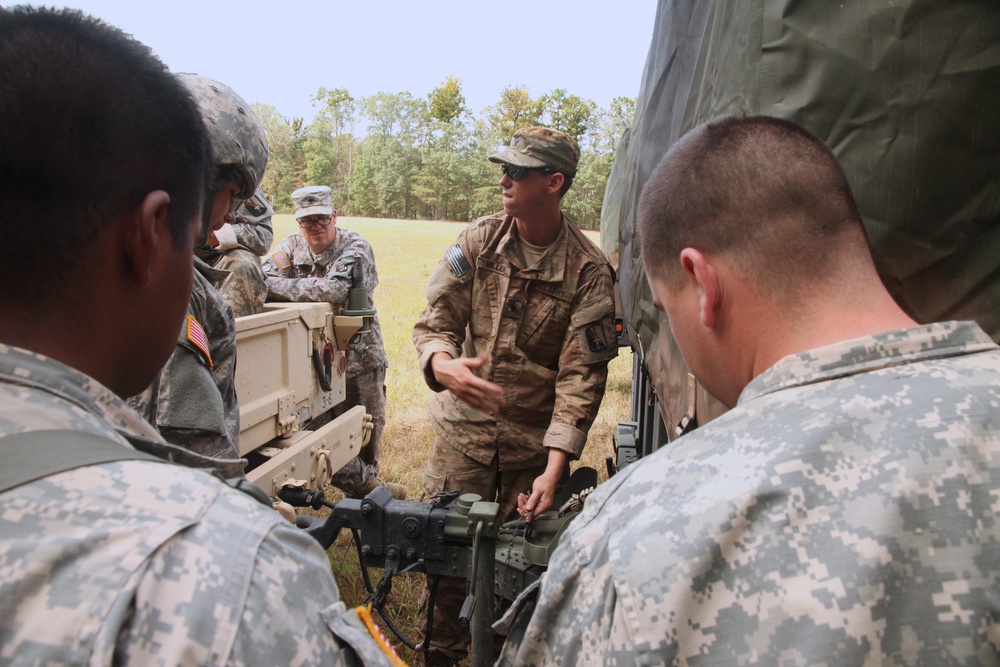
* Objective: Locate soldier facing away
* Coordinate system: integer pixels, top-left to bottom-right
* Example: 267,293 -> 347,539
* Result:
263,185 -> 405,500
0,8 -> 398,665
497,115 -> 1000,665
412,126 -> 618,665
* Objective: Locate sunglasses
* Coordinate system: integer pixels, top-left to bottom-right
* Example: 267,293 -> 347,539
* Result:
501,163 -> 553,182
298,216 -> 333,229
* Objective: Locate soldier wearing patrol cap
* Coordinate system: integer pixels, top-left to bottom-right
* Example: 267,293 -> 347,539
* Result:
498,116 -> 1000,665
412,127 -> 618,664
263,185 -> 404,500
0,8 -> 397,664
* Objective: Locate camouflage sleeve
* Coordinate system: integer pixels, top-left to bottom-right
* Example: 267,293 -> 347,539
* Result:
127,276 -> 238,460
543,262 -> 618,459
220,187 -> 274,256
261,235 -> 295,278
266,236 -> 378,306
116,479 -> 400,666
412,227 -> 477,391
496,473 -> 635,666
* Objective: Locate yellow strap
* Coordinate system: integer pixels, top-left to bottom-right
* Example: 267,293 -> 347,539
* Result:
355,604 -> 409,667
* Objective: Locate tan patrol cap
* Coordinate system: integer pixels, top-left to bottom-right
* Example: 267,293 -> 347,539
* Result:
488,126 -> 580,178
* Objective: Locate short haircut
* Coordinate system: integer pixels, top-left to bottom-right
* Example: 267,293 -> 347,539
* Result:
638,115 -> 868,291
0,8 -> 213,303
558,174 -> 574,198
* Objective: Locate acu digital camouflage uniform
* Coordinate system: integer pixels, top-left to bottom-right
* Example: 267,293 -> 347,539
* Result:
497,321 -> 1000,666
263,227 -> 389,497
412,210 -> 617,661
128,259 -> 241,461
0,344 -> 398,666
197,186 -> 274,317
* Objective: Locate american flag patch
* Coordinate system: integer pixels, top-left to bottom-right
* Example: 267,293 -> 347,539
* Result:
186,315 -> 213,367
444,244 -> 472,277
272,250 -> 291,270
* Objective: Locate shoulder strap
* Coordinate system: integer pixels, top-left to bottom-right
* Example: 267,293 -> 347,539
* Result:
0,429 -> 162,495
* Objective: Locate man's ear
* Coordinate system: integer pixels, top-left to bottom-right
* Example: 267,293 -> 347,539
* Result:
546,171 -> 565,195
679,248 -> 721,329
123,190 -> 171,286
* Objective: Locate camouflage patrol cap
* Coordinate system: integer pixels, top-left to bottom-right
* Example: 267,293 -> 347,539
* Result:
488,126 -> 580,178
178,73 -> 268,200
292,185 -> 334,219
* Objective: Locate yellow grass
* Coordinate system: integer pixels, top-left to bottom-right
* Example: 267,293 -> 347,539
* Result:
269,215 -> 633,663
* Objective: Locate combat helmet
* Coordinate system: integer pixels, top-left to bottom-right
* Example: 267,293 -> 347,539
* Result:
178,73 -> 268,199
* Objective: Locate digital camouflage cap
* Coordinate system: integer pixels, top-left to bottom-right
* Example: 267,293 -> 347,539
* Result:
178,73 -> 268,200
292,185 -> 335,219
488,126 -> 580,178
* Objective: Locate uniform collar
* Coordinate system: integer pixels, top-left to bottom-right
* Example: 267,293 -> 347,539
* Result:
497,214 -> 569,282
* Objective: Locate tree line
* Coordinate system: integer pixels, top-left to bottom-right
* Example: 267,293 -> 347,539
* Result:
253,77 -> 635,230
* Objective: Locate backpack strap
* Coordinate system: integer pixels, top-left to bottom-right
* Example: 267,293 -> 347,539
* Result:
0,429 -> 163,495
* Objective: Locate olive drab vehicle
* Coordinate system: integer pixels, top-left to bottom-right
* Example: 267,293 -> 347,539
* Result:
604,0 -> 1000,465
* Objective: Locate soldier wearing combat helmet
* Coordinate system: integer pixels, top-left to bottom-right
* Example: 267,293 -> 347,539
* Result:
128,73 -> 268,463
412,126 -> 618,665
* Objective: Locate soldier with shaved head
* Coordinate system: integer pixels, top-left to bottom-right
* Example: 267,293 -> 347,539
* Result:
498,115 -> 1000,665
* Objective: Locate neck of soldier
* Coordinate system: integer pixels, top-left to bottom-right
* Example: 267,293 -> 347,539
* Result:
514,201 -> 563,247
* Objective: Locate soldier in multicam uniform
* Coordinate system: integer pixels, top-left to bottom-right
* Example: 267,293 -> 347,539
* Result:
412,127 -> 618,665
263,185 -> 405,500
127,73 -> 266,462
197,185 -> 275,318
0,8 -> 398,665
497,116 -> 1000,665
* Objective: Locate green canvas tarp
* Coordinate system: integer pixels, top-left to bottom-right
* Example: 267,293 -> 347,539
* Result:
602,0 -> 1000,436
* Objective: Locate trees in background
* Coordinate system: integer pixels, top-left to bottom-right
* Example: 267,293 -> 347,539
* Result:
259,78 -> 634,229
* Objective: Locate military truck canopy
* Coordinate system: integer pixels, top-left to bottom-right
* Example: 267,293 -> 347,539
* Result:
602,0 -> 1000,441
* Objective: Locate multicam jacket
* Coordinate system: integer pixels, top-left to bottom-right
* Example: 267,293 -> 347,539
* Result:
497,321 -> 1000,666
128,258 -> 240,460
413,212 -> 618,470
0,344 -> 395,666
263,229 -> 387,376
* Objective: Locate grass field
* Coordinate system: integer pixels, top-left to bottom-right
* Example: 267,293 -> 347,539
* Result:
269,214 -> 633,663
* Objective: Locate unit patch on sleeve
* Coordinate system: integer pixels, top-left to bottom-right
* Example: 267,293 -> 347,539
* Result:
585,323 -> 608,353
444,244 -> 472,277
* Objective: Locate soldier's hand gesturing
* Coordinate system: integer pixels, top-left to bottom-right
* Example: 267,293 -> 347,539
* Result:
431,353 -> 506,414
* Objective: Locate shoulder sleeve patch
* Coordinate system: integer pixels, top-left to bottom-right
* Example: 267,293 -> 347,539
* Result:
272,250 -> 291,270
186,314 -> 213,368
444,244 -> 472,277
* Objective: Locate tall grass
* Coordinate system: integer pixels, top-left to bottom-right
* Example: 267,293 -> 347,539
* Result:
269,215 -> 633,663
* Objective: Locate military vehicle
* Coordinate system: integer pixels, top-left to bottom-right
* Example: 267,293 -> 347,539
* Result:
605,0 -> 1000,466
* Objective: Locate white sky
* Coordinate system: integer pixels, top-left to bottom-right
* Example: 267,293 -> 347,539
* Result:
49,0 -> 658,125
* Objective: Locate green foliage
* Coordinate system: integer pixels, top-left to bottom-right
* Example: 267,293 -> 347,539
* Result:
542,88 -> 597,145
254,85 -> 636,228
428,76 -> 466,125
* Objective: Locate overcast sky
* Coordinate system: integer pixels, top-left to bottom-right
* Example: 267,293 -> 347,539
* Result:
49,0 -> 658,125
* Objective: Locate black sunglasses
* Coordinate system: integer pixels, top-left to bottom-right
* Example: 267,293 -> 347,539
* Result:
501,163 -> 553,182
